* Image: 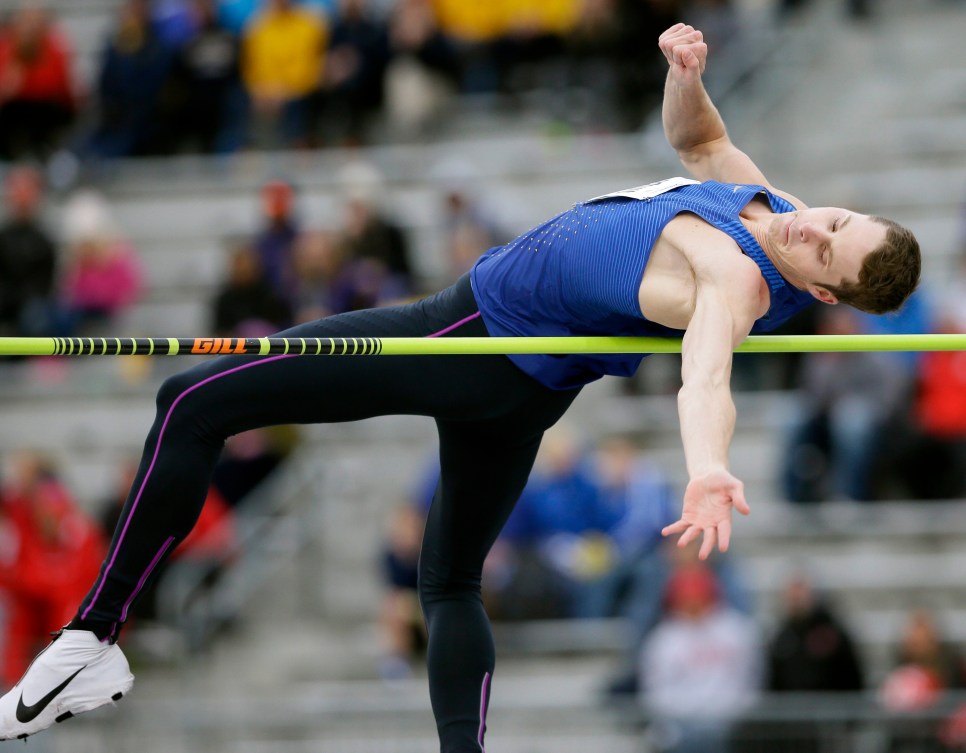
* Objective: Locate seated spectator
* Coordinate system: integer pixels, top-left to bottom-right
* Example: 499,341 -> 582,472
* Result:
290,228 -> 344,321
0,4 -> 77,161
0,165 -> 59,338
84,0 -> 178,160
606,536 -> 753,698
242,0 -> 327,149
880,610 -> 966,753
434,164 -> 510,282
485,424 -> 617,620
377,502 -> 426,679
884,301 -> 966,500
781,306 -> 912,502
253,177 -> 301,299
337,161 -> 414,293
211,240 -> 292,336
0,451 -> 106,689
725,573 -> 866,753
167,0 -> 248,154
315,0 -> 390,146
58,189 -> 143,335
882,610 -> 966,711
767,574 -> 865,693
639,562 -> 761,753
383,0 -> 459,138
579,434 -> 677,620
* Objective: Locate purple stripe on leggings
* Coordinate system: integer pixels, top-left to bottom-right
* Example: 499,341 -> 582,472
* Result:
82,353 -> 297,620
120,536 -> 175,621
477,671 -> 491,752
427,311 -> 480,338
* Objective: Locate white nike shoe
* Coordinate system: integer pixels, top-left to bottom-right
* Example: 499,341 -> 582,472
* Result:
0,629 -> 134,740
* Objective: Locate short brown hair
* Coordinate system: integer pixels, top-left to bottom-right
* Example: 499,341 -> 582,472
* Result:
824,216 -> 921,314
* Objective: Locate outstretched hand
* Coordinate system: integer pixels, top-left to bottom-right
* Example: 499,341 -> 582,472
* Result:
661,468 -> 750,560
658,23 -> 708,82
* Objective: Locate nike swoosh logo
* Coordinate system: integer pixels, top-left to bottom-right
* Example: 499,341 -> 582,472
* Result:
16,666 -> 87,723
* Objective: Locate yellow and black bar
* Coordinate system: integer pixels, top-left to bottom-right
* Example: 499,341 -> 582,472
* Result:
3,334 -> 966,357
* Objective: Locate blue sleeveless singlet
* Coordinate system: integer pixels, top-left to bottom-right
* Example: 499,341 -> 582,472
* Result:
469,179 -> 815,390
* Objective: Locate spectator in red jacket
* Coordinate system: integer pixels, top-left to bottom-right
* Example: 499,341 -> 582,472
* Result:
0,4 -> 77,160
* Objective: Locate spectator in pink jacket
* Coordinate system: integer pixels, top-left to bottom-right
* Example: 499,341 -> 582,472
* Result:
58,189 -> 142,335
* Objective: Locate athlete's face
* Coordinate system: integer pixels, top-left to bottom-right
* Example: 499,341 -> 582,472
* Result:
768,207 -> 887,303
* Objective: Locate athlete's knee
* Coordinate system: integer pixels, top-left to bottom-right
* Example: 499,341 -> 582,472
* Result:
417,562 -> 483,607
154,366 -> 225,439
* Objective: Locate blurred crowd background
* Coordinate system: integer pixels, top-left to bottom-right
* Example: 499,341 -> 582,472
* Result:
1,0 -> 966,752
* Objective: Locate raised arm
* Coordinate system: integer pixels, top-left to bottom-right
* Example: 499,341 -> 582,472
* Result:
659,23 -> 800,205
661,262 -> 761,560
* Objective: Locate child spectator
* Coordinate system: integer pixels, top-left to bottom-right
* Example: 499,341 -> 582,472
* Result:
58,189 -> 142,335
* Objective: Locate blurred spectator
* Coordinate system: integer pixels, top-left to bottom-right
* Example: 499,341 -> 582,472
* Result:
880,610 -> 966,753
253,177 -> 300,299
377,502 -> 426,679
0,4 -> 77,161
209,424 -> 300,507
579,435 -> 677,620
485,424 -> 619,620
85,0 -> 178,160
781,307 -> 911,503
0,451 -> 106,689
639,562 -> 762,753
241,0 -> 327,148
167,0 -> 248,154
315,0 -> 390,146
383,0 -> 459,138
767,574 -> 865,693
732,573 -> 866,753
59,189 -> 143,335
881,276 -> 966,500
290,228 -> 343,321
882,610 -> 966,711
0,165 -> 59,338
336,161 -> 414,295
439,179 -> 509,282
211,240 -> 292,336
606,536 -> 753,698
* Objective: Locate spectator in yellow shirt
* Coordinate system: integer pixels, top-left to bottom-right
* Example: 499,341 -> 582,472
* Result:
242,0 -> 327,147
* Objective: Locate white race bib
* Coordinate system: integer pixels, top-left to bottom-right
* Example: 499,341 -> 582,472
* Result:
586,176 -> 699,203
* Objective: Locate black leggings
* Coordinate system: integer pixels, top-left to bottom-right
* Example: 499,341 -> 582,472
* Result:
75,276 -> 580,753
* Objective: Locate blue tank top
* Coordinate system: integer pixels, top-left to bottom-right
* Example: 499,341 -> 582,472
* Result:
470,179 -> 815,390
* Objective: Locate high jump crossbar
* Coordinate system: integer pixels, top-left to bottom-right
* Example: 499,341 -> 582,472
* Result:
0,334 -> 964,357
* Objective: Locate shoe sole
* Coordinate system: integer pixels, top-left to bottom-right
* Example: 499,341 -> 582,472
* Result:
11,690 -> 127,740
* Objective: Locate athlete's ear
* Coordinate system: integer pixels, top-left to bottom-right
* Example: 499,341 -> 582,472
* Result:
809,285 -> 839,305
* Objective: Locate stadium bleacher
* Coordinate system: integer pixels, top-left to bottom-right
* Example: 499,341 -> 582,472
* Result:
2,0 -> 966,751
